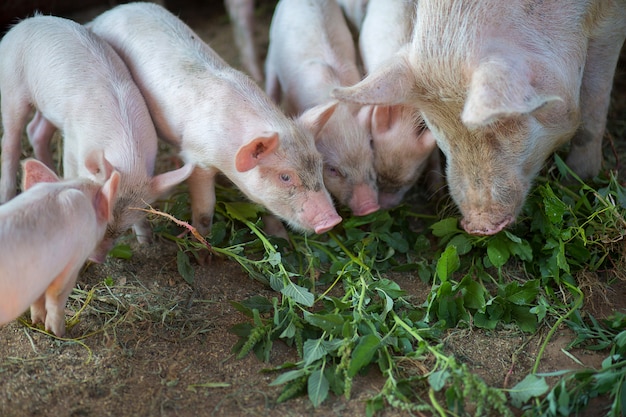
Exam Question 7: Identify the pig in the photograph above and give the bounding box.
[0,155,119,337]
[88,2,342,237]
[333,0,626,235]
[265,0,380,216]
[0,14,193,261]
[357,0,437,208]
[224,0,263,83]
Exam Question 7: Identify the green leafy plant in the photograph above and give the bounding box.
[152,155,625,415]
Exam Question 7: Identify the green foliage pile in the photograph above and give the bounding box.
[156,156,626,416]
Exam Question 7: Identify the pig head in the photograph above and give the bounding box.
[334,0,626,235]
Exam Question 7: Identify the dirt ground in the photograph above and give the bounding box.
[1,1,625,416]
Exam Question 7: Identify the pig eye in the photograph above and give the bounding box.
[279,173,292,183]
[328,167,340,177]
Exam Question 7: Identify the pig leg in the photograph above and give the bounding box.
[41,261,83,337]
[30,294,46,326]
[0,100,31,202]
[187,166,219,237]
[26,111,58,170]
[225,0,263,83]
[566,15,626,178]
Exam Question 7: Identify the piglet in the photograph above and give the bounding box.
[0,155,119,337]
[0,14,193,261]
[334,0,626,235]
[88,2,341,237]
[265,0,380,216]
[357,0,437,208]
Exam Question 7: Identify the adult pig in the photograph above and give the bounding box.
[0,15,193,260]
[334,0,626,235]
[265,0,380,216]
[88,2,341,236]
[358,0,437,208]
[0,155,119,337]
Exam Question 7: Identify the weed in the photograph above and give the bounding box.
[144,155,626,415]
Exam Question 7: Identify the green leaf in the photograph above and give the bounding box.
[176,251,195,285]
[509,374,550,408]
[269,369,306,386]
[436,245,460,282]
[348,334,381,377]
[370,279,405,299]
[429,370,450,392]
[541,185,568,224]
[303,338,328,366]
[222,201,262,222]
[503,281,539,305]
[281,282,314,307]
[267,251,282,266]
[380,232,409,253]
[448,234,473,256]
[460,277,486,310]
[431,218,461,238]
[239,296,273,314]
[303,312,345,335]
[109,243,133,259]
[308,368,329,407]
[487,239,510,268]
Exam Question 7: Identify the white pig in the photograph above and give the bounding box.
[0,155,119,337]
[88,2,342,237]
[265,0,380,216]
[357,0,437,208]
[334,0,626,235]
[0,15,193,261]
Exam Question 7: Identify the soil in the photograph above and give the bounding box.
[1,2,625,417]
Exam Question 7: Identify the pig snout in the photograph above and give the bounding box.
[449,167,527,236]
[378,190,407,210]
[298,191,342,234]
[349,183,380,216]
[460,212,513,236]
[312,210,342,234]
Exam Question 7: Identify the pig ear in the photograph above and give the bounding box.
[331,51,415,105]
[298,101,338,138]
[84,149,114,181]
[371,105,394,135]
[235,133,280,172]
[150,163,194,197]
[461,59,563,128]
[95,170,120,223]
[21,159,60,190]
